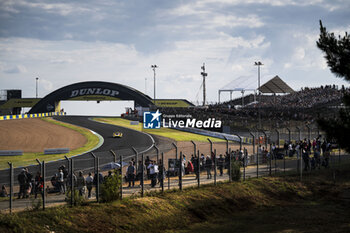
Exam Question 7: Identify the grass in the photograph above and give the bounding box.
[1,162,350,232]
[94,117,225,142]
[0,117,100,169]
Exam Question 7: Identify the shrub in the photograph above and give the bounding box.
[230,161,242,181]
[65,189,86,206]
[100,169,122,202]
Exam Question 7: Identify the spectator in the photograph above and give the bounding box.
[86,172,94,198]
[147,161,158,188]
[17,169,27,199]
[0,185,8,197]
[76,171,86,196]
[58,169,65,194]
[218,154,225,176]
[205,155,212,179]
[126,161,136,187]
[34,171,44,199]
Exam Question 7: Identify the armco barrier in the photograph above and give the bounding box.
[0,150,23,156]
[44,148,70,155]
[0,112,66,121]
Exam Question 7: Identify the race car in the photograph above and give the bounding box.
[112,132,123,138]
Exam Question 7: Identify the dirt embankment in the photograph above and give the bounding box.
[0,118,86,153]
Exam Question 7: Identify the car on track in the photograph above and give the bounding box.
[112,132,123,138]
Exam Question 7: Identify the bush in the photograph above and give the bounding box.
[230,161,242,181]
[100,169,122,202]
[65,189,86,206]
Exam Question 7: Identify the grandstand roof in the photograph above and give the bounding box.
[219,76,257,92]
[258,75,294,94]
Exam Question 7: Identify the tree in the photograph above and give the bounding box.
[316,20,350,152]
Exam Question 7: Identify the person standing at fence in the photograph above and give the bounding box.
[76,171,86,196]
[205,155,212,179]
[127,161,136,187]
[58,169,65,194]
[34,171,44,199]
[17,169,27,199]
[218,154,224,176]
[148,161,155,187]
[25,168,33,197]
[85,172,93,198]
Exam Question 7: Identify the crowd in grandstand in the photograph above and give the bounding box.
[159,85,349,130]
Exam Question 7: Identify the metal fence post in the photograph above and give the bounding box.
[154,145,159,163]
[229,150,232,182]
[306,125,311,141]
[286,128,291,143]
[161,152,164,193]
[296,127,301,172]
[275,129,280,148]
[7,162,13,213]
[269,144,272,176]
[64,156,70,173]
[179,152,183,191]
[42,161,46,210]
[243,148,246,181]
[257,145,259,178]
[224,136,229,155]
[120,155,123,200]
[110,150,117,163]
[96,157,99,203]
[172,143,178,160]
[207,138,213,156]
[191,140,196,160]
[249,132,255,155]
[197,149,200,188]
[141,153,144,196]
[132,147,138,173]
[36,159,42,174]
[70,158,74,207]
[214,149,217,185]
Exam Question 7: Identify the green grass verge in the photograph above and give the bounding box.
[94,117,225,142]
[0,117,100,169]
[1,162,349,232]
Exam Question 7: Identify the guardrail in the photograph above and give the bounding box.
[0,112,66,121]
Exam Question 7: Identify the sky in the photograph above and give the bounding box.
[0,0,350,114]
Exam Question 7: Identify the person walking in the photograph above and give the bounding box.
[85,172,94,198]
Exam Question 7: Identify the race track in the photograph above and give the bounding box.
[0,116,155,186]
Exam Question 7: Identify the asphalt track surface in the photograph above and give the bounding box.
[0,116,155,186]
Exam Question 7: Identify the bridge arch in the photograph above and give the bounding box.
[29,81,154,113]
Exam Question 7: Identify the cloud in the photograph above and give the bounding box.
[1,64,27,74]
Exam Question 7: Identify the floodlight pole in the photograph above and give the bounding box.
[151,65,158,106]
[36,77,39,98]
[254,61,263,129]
[201,63,208,106]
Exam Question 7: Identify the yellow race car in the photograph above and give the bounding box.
[112,132,123,138]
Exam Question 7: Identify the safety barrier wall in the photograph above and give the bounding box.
[0,112,66,121]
